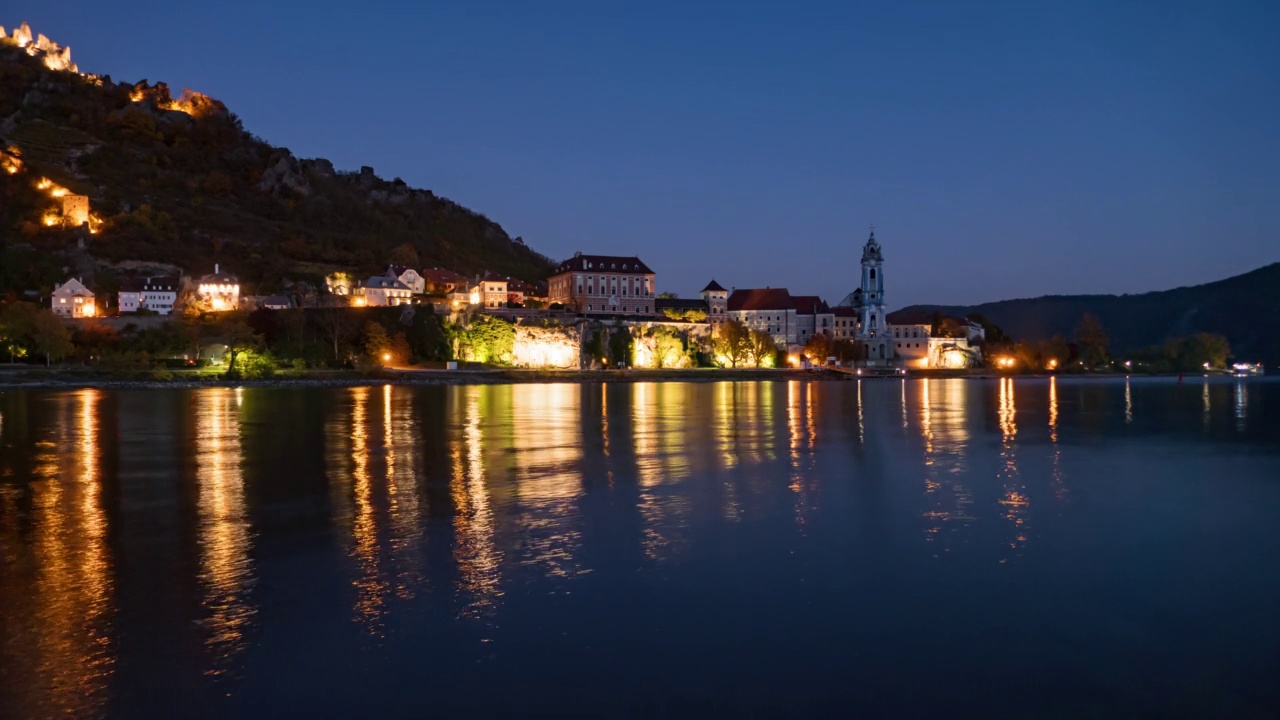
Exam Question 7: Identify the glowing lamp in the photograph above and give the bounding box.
[382,353,391,362]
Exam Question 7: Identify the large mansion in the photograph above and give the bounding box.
[548,253,656,315]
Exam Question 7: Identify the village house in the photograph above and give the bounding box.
[118,276,179,315]
[198,264,240,311]
[51,277,95,318]
[422,267,466,296]
[362,275,413,306]
[470,272,509,309]
[548,253,656,316]
[386,265,425,294]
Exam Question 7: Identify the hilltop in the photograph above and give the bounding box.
[0,22,553,296]
[900,262,1280,366]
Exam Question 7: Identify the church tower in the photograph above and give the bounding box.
[856,229,894,364]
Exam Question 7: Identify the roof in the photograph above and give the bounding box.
[262,294,292,307]
[656,298,709,312]
[727,288,794,312]
[364,276,411,290]
[480,270,508,283]
[836,288,863,308]
[861,230,884,263]
[886,310,935,326]
[701,279,726,293]
[552,253,653,275]
[120,276,179,292]
[790,295,830,314]
[200,271,238,284]
[387,265,418,278]
[422,267,465,284]
[832,306,859,318]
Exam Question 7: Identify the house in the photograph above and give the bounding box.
[727,288,834,350]
[261,294,293,310]
[386,265,425,294]
[363,276,413,306]
[548,253,656,315]
[198,264,240,311]
[118,276,179,315]
[422,267,466,295]
[470,271,510,309]
[886,309,983,369]
[51,277,95,318]
[325,272,357,296]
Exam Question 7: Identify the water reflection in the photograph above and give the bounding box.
[919,380,974,548]
[511,384,587,576]
[996,378,1028,559]
[1125,377,1133,425]
[451,386,502,616]
[195,387,255,673]
[11,390,115,716]
[1049,377,1066,501]
[1234,382,1248,432]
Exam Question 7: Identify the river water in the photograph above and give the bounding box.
[0,377,1277,717]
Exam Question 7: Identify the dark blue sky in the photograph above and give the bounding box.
[18,1,1279,306]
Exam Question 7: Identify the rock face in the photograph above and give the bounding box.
[257,154,312,195]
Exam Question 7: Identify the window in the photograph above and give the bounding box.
[870,269,876,280]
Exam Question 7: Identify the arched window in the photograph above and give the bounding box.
[870,269,876,280]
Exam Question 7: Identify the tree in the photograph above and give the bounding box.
[218,317,262,374]
[388,242,420,268]
[0,302,39,362]
[657,292,677,299]
[363,321,393,364]
[804,333,835,363]
[746,328,778,368]
[651,327,686,368]
[31,310,73,366]
[72,321,120,362]
[318,303,353,361]
[1075,313,1109,369]
[608,323,633,367]
[968,313,1008,345]
[713,319,750,368]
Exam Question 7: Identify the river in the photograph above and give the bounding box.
[0,377,1277,717]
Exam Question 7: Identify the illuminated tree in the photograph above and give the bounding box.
[746,328,778,368]
[804,333,835,363]
[713,319,750,368]
[363,321,393,364]
[218,316,262,375]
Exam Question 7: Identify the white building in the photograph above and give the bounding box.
[727,288,834,350]
[198,264,240,311]
[887,310,983,369]
[51,277,95,318]
[118,276,179,315]
[363,276,413,306]
[386,265,425,294]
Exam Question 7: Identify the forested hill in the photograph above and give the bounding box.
[0,27,553,296]
[899,262,1280,366]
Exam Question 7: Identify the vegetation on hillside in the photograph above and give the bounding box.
[901,263,1280,367]
[0,42,553,299]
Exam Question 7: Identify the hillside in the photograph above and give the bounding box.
[900,263,1280,366]
[0,23,553,297]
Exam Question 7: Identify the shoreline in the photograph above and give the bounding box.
[0,366,1252,391]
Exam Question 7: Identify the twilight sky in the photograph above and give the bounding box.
[17,1,1280,307]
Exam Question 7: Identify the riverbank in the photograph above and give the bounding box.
[0,365,1245,390]
[0,365,839,390]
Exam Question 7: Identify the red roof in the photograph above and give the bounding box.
[553,254,653,275]
[422,267,465,284]
[727,288,794,311]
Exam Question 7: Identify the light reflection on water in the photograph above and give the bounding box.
[0,377,1278,716]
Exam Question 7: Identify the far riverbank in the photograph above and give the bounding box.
[0,365,1245,391]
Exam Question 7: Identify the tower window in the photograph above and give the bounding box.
[870,269,876,280]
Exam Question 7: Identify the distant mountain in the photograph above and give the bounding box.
[0,22,553,296]
[899,263,1280,366]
